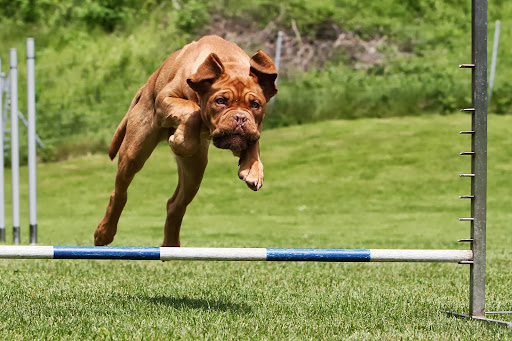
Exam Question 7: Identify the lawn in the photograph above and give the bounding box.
[1,114,512,339]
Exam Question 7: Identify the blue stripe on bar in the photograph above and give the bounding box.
[53,246,160,260]
[266,248,371,262]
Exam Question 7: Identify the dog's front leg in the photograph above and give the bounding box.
[155,94,203,157]
[237,141,264,191]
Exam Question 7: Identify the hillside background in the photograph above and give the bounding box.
[0,0,510,161]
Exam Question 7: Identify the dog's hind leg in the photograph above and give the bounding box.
[162,139,209,247]
[94,113,162,246]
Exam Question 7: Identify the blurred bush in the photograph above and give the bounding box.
[0,0,510,162]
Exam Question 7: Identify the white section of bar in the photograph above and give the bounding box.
[370,249,473,262]
[160,247,267,261]
[0,246,53,258]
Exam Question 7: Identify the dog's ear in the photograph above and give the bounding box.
[187,53,224,94]
[250,50,278,102]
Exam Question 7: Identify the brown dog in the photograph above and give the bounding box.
[94,35,278,247]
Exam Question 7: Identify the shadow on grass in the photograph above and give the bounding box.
[144,295,252,313]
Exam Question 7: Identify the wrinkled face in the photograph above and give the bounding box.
[201,71,266,151]
[187,51,277,152]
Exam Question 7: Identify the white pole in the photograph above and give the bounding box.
[269,31,284,106]
[488,20,500,104]
[274,31,283,76]
[26,38,37,245]
[9,49,20,245]
[0,58,4,243]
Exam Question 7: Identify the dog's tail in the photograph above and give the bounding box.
[108,88,144,160]
[108,114,128,160]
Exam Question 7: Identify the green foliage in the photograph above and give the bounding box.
[78,0,138,32]
[490,81,512,114]
[0,0,42,23]
[0,0,511,160]
[0,0,158,31]
[266,60,468,127]
[176,0,212,33]
[215,0,471,41]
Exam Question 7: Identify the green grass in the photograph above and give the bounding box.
[1,114,512,339]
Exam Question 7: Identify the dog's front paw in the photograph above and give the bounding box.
[239,159,264,191]
[169,114,202,157]
[169,133,200,157]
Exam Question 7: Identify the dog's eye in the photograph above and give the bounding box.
[250,101,261,109]
[215,98,227,105]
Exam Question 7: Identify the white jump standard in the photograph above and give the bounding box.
[0,246,473,262]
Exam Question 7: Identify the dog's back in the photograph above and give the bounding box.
[153,36,250,98]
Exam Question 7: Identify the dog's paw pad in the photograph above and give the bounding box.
[246,179,262,191]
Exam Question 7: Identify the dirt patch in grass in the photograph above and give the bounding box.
[202,15,388,77]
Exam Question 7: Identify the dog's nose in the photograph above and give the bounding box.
[233,113,248,124]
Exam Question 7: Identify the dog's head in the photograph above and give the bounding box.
[187,51,278,151]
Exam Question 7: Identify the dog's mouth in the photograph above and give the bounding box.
[212,133,251,151]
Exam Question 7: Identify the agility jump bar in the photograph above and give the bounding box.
[0,246,472,262]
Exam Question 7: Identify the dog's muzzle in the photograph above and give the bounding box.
[211,112,257,151]
[213,134,249,151]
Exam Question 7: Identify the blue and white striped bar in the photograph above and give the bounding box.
[0,246,472,262]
